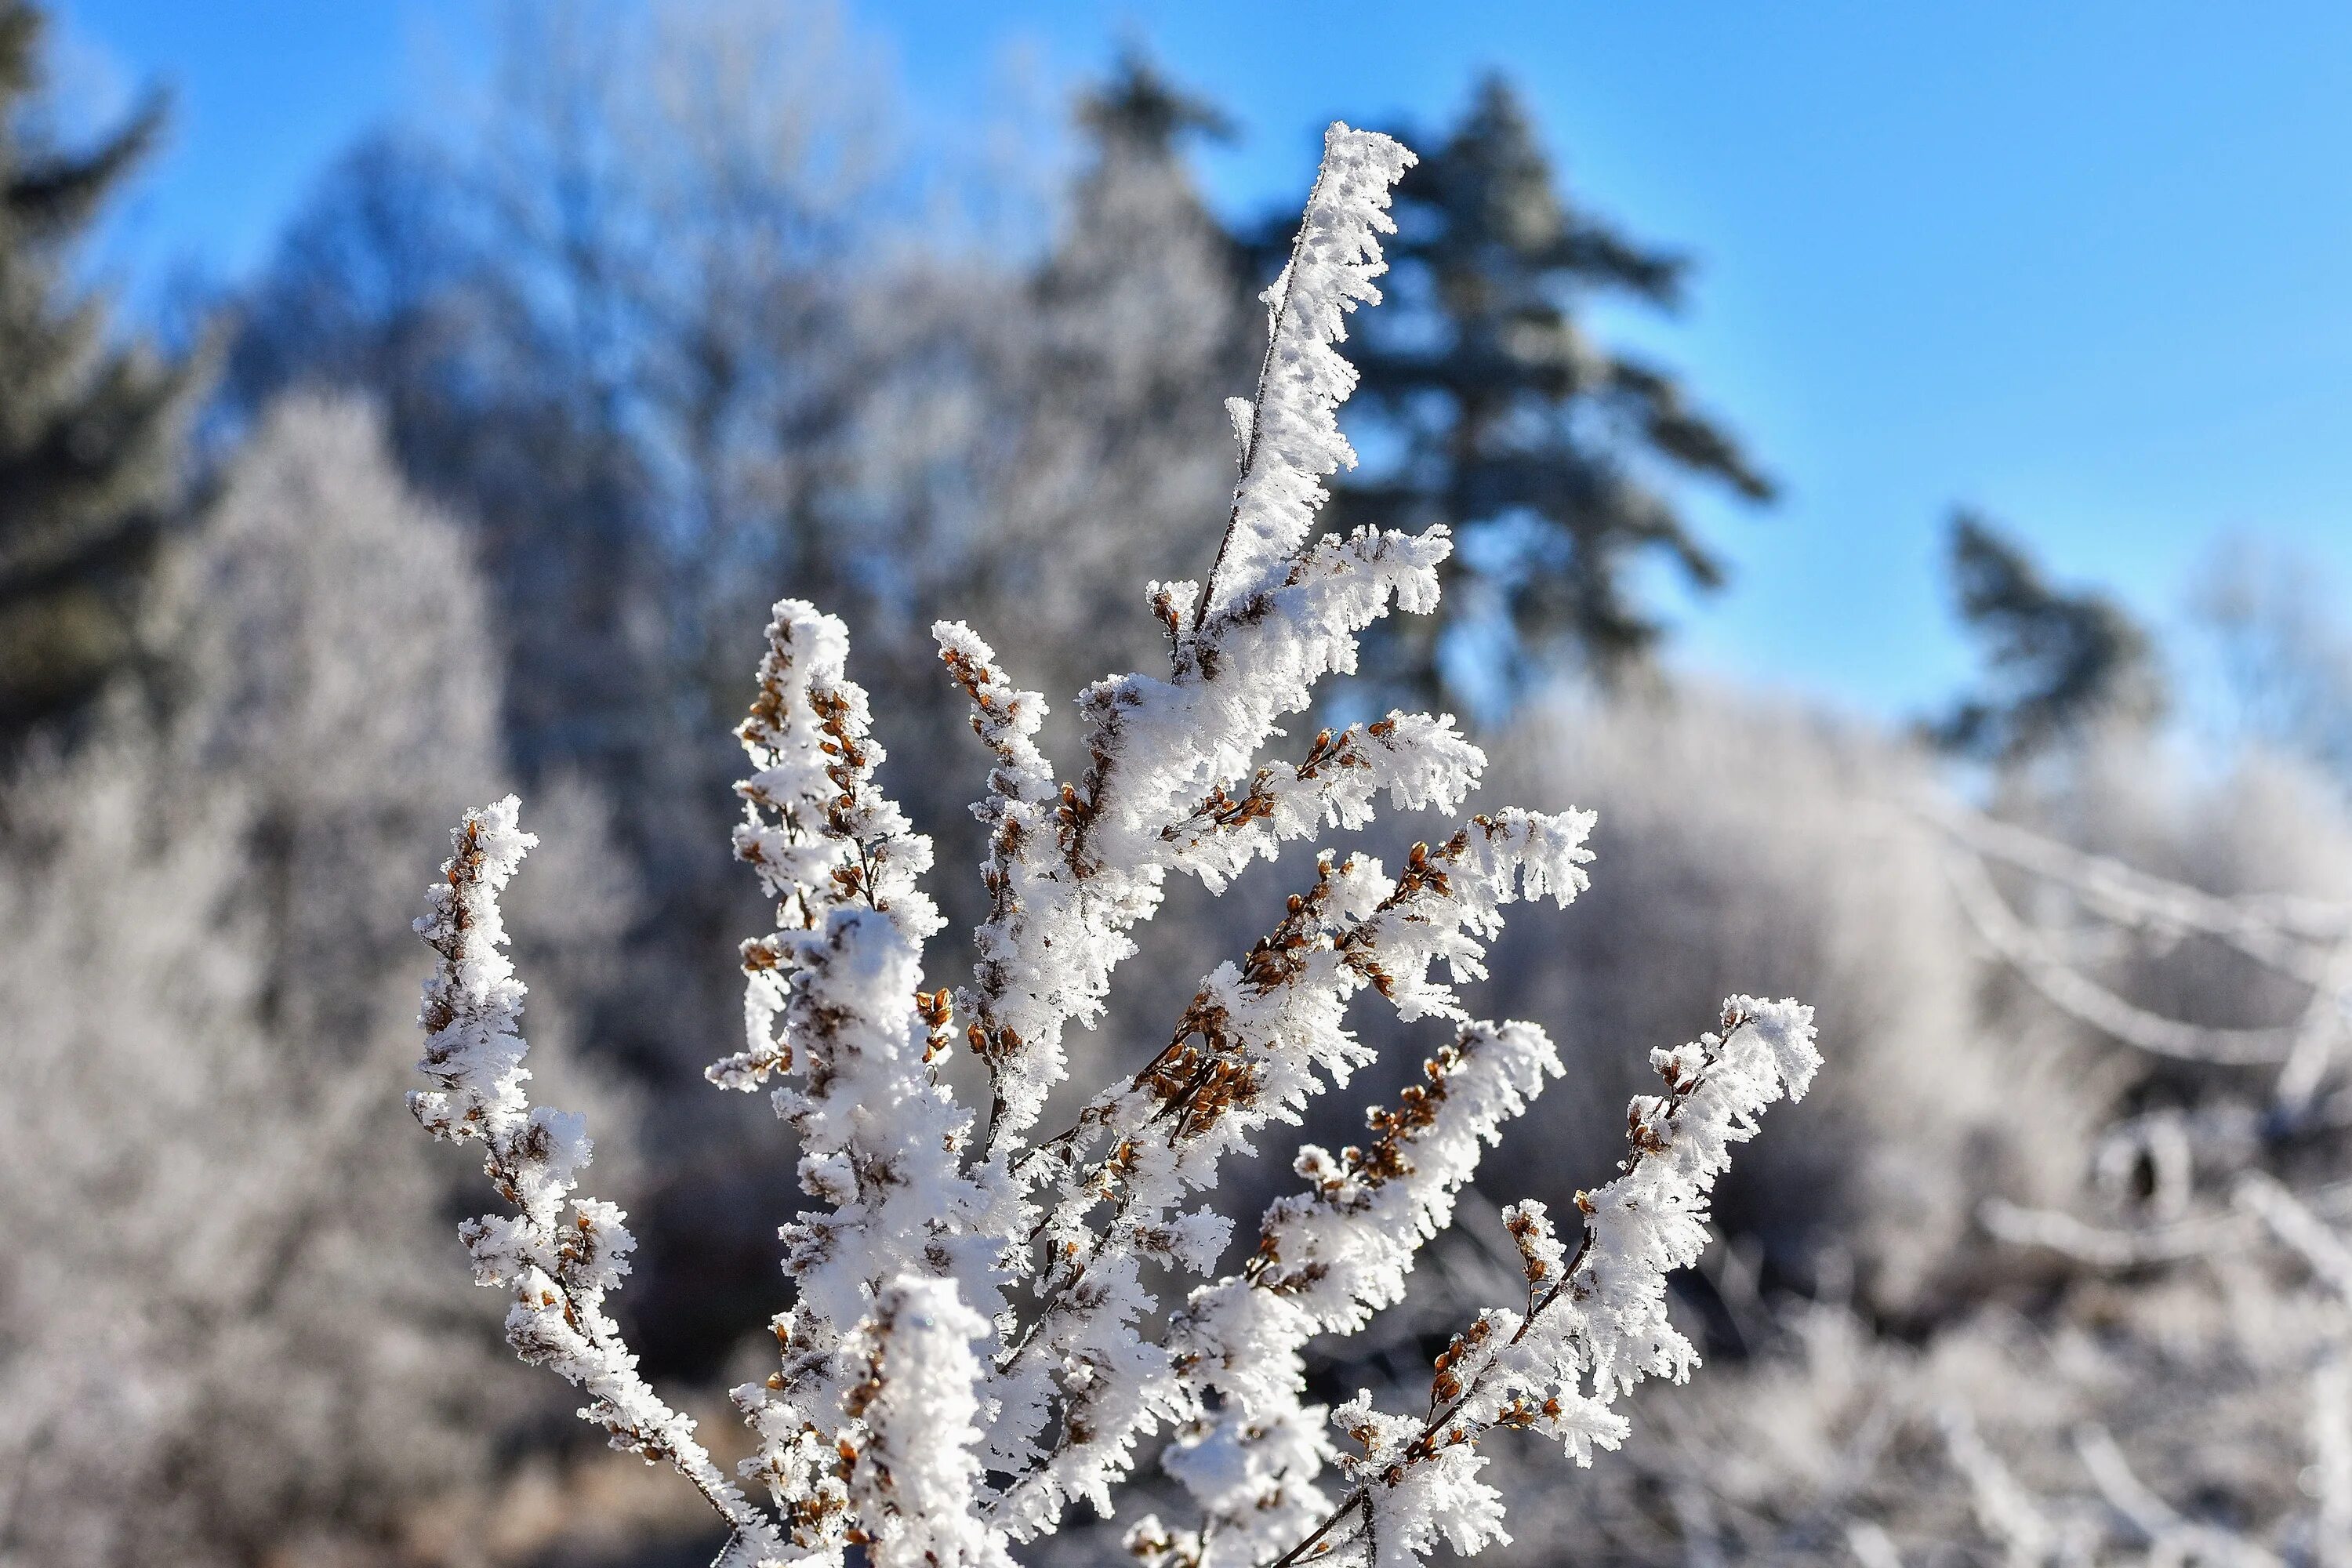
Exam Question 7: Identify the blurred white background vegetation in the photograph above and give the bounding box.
[5,2,2352,1566]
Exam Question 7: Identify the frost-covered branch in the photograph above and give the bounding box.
[1926,800,2352,978]
[2075,1423,2285,1568]
[2240,1173,2352,1301]
[710,604,1004,1563]
[1935,802,2352,1098]
[931,126,1444,1166]
[411,800,783,1564]
[978,811,1595,1536]
[1938,1406,2086,1568]
[2316,1338,2352,1568]
[1943,840,2300,1065]
[1978,1198,2259,1270]
[1194,124,1416,629]
[411,120,1820,1568]
[1939,1396,2289,1568]
[1222,1000,1820,1568]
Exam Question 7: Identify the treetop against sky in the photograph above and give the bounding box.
[56,0,2352,717]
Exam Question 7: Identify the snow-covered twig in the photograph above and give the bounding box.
[2074,1425,2281,1568]
[2240,1174,2352,1302]
[1230,999,1820,1568]
[1194,124,1416,629]
[1924,800,2352,975]
[712,604,1007,1563]
[2273,937,2352,1117]
[1939,1406,2091,1568]
[1942,844,2297,1065]
[2315,1337,2352,1568]
[1979,1198,2259,1270]
[411,800,784,1565]
[1933,803,2352,1106]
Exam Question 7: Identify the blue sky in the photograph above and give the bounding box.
[53,0,2352,720]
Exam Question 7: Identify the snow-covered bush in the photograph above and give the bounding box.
[1908,776,2352,1568]
[1475,688,2099,1319]
[409,126,1820,1568]
[0,395,571,1566]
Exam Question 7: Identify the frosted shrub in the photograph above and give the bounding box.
[1828,775,2352,1568]
[409,126,1818,1568]
[1479,689,2100,1319]
[0,397,525,1567]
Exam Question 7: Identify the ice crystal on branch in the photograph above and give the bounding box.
[411,122,1818,1568]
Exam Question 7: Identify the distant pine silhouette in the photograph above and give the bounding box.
[1304,75,1772,705]
[1929,510,2165,763]
[0,0,196,739]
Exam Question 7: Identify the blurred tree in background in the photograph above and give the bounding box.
[0,396,550,1568]
[229,3,883,1087]
[1929,510,2165,764]
[969,53,1245,705]
[224,12,1250,1381]
[2194,535,2352,786]
[0,0,198,742]
[1313,75,1773,710]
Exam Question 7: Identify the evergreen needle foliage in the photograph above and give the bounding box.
[0,0,198,740]
[1320,77,1773,705]
[1929,511,2165,764]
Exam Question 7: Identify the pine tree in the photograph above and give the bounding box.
[0,0,194,738]
[1929,510,2165,764]
[1315,75,1772,706]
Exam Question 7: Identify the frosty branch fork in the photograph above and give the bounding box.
[409,122,1819,1568]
